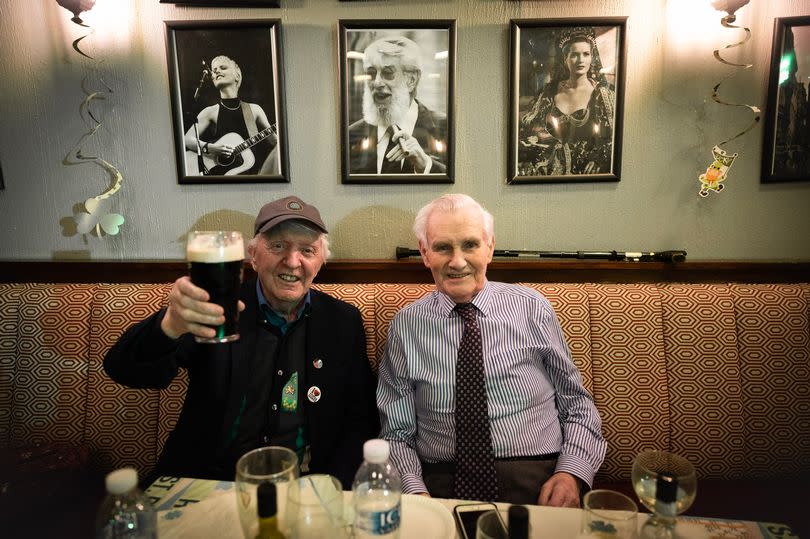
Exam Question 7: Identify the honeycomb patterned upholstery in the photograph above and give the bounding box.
[1,282,808,486]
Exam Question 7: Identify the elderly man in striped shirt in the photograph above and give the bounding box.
[377,193,606,506]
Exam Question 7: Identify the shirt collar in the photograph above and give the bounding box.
[432,280,492,317]
[256,279,311,331]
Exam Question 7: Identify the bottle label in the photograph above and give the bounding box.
[357,503,400,535]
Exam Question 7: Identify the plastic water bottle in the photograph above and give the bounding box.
[95,468,157,539]
[352,439,402,538]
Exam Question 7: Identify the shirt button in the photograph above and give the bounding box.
[272,404,278,411]
[277,370,283,376]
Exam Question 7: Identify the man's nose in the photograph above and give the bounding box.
[448,249,466,269]
[282,249,302,267]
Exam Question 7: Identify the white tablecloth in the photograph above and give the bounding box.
[145,477,797,539]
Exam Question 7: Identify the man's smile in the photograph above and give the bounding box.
[373,91,391,104]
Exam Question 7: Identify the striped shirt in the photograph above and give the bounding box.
[376,281,606,495]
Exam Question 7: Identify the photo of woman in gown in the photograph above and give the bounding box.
[518,27,616,177]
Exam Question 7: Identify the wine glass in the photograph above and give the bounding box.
[631,450,697,539]
[235,446,299,539]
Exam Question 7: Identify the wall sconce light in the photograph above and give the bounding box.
[56,0,97,25]
[710,0,750,20]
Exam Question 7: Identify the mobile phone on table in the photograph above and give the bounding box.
[453,502,506,539]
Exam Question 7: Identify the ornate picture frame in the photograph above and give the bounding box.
[762,15,810,183]
[338,20,455,184]
[508,18,627,184]
[165,19,289,184]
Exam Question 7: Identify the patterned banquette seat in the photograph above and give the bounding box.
[1,282,808,527]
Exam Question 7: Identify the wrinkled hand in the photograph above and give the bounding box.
[537,472,580,508]
[160,276,245,340]
[388,128,430,173]
[56,0,96,16]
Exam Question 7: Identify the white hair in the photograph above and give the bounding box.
[363,36,423,73]
[248,220,331,261]
[413,194,494,247]
[211,55,242,91]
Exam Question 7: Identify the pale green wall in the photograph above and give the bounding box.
[0,0,808,261]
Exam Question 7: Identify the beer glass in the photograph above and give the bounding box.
[235,446,299,539]
[186,230,244,343]
[286,474,346,538]
[581,489,638,538]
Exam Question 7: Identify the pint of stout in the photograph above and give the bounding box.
[187,230,245,343]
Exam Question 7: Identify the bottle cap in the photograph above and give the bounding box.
[105,468,138,495]
[508,505,529,538]
[257,482,277,518]
[363,439,390,464]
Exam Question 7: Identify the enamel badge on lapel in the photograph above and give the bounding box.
[281,372,298,412]
[313,358,323,369]
[307,386,321,403]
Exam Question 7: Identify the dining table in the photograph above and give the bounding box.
[145,476,799,539]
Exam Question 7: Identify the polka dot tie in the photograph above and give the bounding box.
[453,303,498,501]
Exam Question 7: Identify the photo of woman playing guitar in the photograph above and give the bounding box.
[184,54,279,176]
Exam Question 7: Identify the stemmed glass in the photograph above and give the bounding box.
[235,446,299,539]
[631,450,697,539]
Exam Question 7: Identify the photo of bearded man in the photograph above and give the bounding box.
[340,23,454,183]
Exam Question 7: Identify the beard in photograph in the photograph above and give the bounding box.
[362,81,411,128]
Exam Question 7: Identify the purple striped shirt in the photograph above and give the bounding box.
[376,281,606,494]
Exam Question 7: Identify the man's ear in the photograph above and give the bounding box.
[418,241,430,268]
[247,242,257,271]
[486,236,495,263]
[405,70,421,94]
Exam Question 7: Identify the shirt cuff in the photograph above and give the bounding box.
[400,473,429,495]
[555,453,596,488]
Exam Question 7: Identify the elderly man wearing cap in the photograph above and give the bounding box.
[104,196,379,487]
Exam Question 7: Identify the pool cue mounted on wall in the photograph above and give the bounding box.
[395,247,687,263]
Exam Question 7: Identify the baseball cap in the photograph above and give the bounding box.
[254,196,328,236]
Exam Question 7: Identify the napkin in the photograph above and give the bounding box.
[157,484,241,539]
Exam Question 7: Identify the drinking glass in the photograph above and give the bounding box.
[186,230,244,343]
[581,489,638,538]
[235,446,299,539]
[286,474,346,539]
[476,510,507,539]
[631,450,697,539]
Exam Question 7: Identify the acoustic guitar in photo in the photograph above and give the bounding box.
[186,124,277,176]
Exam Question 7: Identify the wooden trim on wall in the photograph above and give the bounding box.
[0,260,808,284]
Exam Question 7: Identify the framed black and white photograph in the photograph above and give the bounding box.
[338,20,455,184]
[165,19,288,184]
[762,16,810,183]
[508,18,626,184]
[160,0,280,7]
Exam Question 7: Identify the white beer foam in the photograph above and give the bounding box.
[187,233,245,263]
